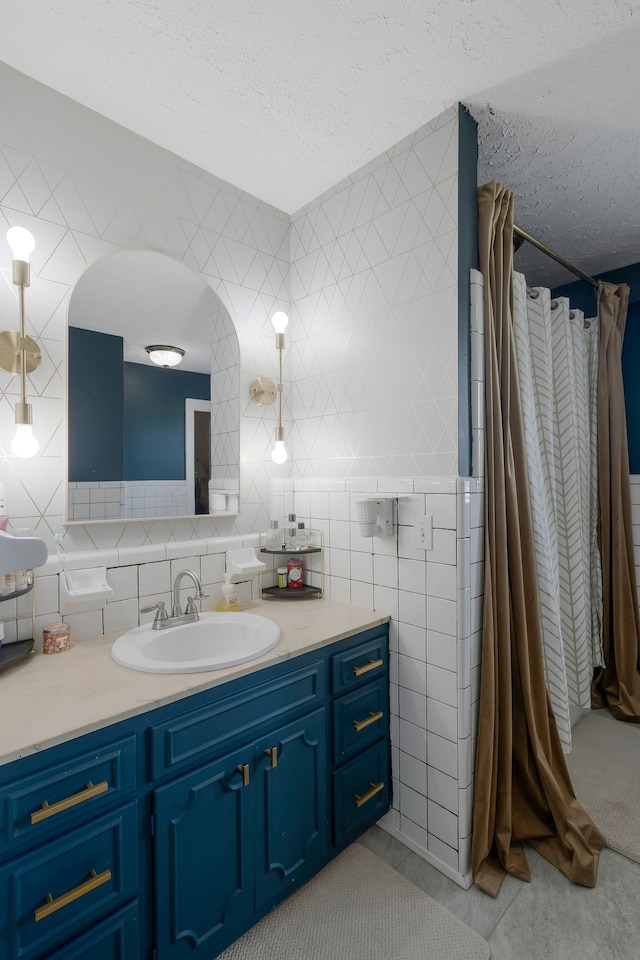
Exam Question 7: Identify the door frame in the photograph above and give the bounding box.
[185,398,211,515]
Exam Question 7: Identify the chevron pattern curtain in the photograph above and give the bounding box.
[512,276,602,752]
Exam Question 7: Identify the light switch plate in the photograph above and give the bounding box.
[412,515,433,551]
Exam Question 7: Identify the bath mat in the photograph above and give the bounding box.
[567,712,640,864]
[217,843,490,960]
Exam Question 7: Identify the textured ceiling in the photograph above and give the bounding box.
[467,25,640,286]
[0,1,638,284]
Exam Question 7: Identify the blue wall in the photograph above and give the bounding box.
[69,327,210,481]
[553,262,640,472]
[124,363,210,480]
[68,327,124,482]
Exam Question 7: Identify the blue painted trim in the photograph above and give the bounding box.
[457,104,478,477]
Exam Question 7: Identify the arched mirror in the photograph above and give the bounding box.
[65,251,240,523]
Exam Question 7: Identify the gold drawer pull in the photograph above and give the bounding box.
[35,868,111,922]
[353,710,384,733]
[354,781,385,808]
[236,763,250,786]
[352,658,383,677]
[30,780,109,825]
[264,747,278,769]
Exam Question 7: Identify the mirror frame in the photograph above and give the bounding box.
[63,250,241,525]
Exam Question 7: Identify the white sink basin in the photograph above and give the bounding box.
[111,612,280,674]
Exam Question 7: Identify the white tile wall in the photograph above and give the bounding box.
[274,472,485,886]
[288,109,460,480]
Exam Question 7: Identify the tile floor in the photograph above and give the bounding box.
[359,825,640,959]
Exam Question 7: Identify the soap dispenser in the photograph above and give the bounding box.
[215,575,242,612]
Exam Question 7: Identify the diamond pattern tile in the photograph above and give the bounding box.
[0,61,461,550]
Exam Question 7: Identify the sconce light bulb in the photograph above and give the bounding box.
[271,440,288,464]
[11,423,39,458]
[7,226,35,263]
[272,311,289,334]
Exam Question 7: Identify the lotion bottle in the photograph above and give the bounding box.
[214,575,242,612]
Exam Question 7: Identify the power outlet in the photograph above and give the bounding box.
[412,514,433,551]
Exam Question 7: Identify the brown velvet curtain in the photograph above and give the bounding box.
[471,180,605,898]
[592,282,640,720]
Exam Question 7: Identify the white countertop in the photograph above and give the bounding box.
[0,599,389,767]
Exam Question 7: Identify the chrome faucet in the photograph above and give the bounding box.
[140,569,209,630]
[172,569,207,618]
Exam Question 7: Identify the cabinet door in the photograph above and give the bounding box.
[254,708,327,910]
[153,745,254,960]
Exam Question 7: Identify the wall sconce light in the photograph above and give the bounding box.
[249,310,289,464]
[0,227,41,457]
[145,345,185,368]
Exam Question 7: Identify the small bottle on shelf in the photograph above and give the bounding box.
[277,566,288,589]
[287,557,304,589]
[296,522,311,550]
[284,514,298,551]
[264,520,283,551]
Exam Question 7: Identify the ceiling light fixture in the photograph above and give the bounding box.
[145,345,185,368]
[0,227,41,458]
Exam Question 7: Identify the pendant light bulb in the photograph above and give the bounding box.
[7,227,35,263]
[272,311,289,334]
[272,440,288,464]
[11,423,39,458]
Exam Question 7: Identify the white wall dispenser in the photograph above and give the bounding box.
[0,528,48,576]
[353,498,395,538]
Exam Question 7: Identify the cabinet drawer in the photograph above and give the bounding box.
[150,660,324,779]
[0,801,139,960]
[332,740,390,846]
[332,678,388,763]
[330,634,387,694]
[0,735,137,857]
[44,901,139,960]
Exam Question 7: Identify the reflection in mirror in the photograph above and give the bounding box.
[66,251,240,523]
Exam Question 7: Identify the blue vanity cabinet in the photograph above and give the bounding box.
[0,620,390,960]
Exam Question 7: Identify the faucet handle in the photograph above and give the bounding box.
[140,600,169,625]
[185,593,209,615]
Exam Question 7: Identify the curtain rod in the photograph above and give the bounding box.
[513,224,599,290]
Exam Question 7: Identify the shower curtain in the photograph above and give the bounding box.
[472,180,604,898]
[512,277,602,752]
